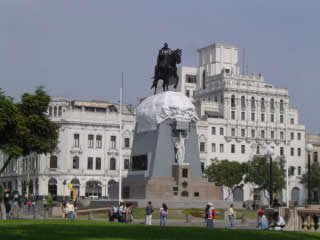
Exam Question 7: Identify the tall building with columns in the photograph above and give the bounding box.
[170,43,306,204]
[0,97,136,200]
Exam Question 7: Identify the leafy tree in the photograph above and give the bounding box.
[243,155,286,200]
[0,87,59,219]
[300,162,320,190]
[204,159,246,200]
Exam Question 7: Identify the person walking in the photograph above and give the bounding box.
[66,200,74,219]
[160,203,168,226]
[118,200,126,223]
[145,201,154,225]
[256,210,268,230]
[227,204,235,228]
[206,203,215,228]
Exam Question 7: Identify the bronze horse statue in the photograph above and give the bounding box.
[151,48,182,94]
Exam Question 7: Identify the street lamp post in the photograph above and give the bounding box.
[267,147,274,208]
[306,144,313,205]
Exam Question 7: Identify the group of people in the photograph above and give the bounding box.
[61,199,77,219]
[145,201,168,226]
[256,210,286,231]
[109,200,134,223]
[205,203,235,228]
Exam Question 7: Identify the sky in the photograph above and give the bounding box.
[1,0,320,133]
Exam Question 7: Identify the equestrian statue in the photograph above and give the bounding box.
[151,42,182,94]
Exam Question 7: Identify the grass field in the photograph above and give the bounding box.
[0,220,320,240]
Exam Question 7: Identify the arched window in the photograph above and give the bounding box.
[110,158,116,170]
[231,95,236,108]
[53,106,57,117]
[73,156,79,169]
[124,159,130,170]
[202,70,206,89]
[280,100,284,113]
[50,156,57,169]
[251,97,255,110]
[270,99,275,112]
[261,98,265,112]
[58,106,62,116]
[48,178,57,200]
[49,106,52,117]
[241,96,246,109]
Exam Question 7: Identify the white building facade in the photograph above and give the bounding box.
[0,98,136,200]
[171,43,306,204]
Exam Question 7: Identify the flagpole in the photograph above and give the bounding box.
[119,73,123,203]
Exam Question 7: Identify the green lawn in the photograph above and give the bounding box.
[0,220,319,240]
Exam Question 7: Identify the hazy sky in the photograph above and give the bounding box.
[1,0,320,133]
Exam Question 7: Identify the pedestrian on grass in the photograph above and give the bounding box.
[126,203,134,223]
[145,201,154,225]
[206,203,215,228]
[227,204,235,228]
[256,210,268,230]
[118,200,126,222]
[269,212,286,230]
[160,203,168,226]
[66,200,74,219]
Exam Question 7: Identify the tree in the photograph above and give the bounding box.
[204,159,246,200]
[243,155,286,201]
[301,162,320,191]
[0,87,59,219]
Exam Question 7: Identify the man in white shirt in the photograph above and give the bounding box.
[66,200,75,219]
[270,212,285,230]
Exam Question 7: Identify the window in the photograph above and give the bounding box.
[270,99,275,112]
[231,128,235,137]
[50,156,57,169]
[194,192,200,197]
[221,95,224,103]
[186,90,190,97]
[290,118,294,124]
[49,106,52,117]
[220,128,224,136]
[186,74,197,83]
[290,148,294,156]
[280,132,284,140]
[220,144,224,153]
[231,95,236,108]
[211,127,216,135]
[280,115,284,123]
[241,112,245,120]
[298,166,301,175]
[202,70,206,89]
[251,112,255,121]
[261,98,265,112]
[261,130,265,139]
[110,158,116,170]
[280,147,284,156]
[231,111,235,120]
[73,156,79,169]
[200,142,205,152]
[74,134,79,147]
[290,132,294,140]
[280,100,284,113]
[298,133,301,140]
[96,135,102,148]
[182,168,188,178]
[257,146,261,154]
[96,157,101,170]
[201,163,205,173]
[271,131,274,139]
[241,145,245,154]
[211,143,216,152]
[54,106,57,117]
[261,113,265,122]
[58,106,62,117]
[88,135,94,148]
[289,166,295,176]
[251,129,255,138]
[270,114,274,123]
[125,138,130,148]
[241,129,245,137]
[111,136,116,149]
[231,144,235,153]
[87,157,93,170]
[241,96,246,109]
[251,97,255,110]
[124,159,130,170]
[298,148,301,156]
[314,152,318,162]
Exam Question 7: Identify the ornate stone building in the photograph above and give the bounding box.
[0,98,136,200]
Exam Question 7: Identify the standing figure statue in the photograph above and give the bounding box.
[151,42,182,94]
[175,132,185,164]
